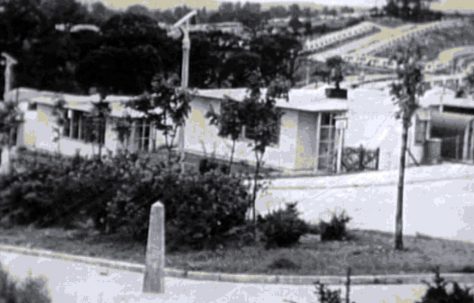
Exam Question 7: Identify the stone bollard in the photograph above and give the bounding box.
[143,202,165,293]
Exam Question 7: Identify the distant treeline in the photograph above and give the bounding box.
[0,0,311,96]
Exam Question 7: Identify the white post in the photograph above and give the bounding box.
[335,116,348,174]
[143,202,165,293]
[336,128,345,173]
[2,53,18,101]
[181,21,190,89]
[178,20,191,170]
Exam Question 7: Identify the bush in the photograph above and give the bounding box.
[259,203,308,248]
[0,152,136,230]
[0,263,51,303]
[314,281,344,303]
[319,211,351,241]
[108,168,250,250]
[198,158,229,175]
[1,150,251,250]
[418,268,474,303]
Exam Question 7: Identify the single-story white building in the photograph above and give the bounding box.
[10,86,351,173]
[7,84,458,174]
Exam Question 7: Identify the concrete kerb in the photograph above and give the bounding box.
[2,244,474,286]
[268,173,474,191]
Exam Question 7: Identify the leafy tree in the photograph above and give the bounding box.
[126,74,191,167]
[289,4,301,17]
[0,0,46,54]
[75,12,177,95]
[390,43,424,250]
[268,6,288,18]
[88,2,115,25]
[39,0,88,29]
[326,56,344,90]
[222,51,261,87]
[76,42,164,95]
[173,5,193,21]
[384,0,441,21]
[190,31,259,88]
[238,2,263,35]
[206,99,244,171]
[250,34,302,86]
[15,31,81,92]
[125,4,153,18]
[0,101,23,174]
[114,115,133,149]
[240,73,290,237]
[88,98,111,159]
[51,98,66,153]
[289,16,303,33]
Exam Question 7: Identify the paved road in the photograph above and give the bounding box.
[0,251,428,303]
[258,164,474,242]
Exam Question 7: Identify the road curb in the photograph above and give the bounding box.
[2,244,474,286]
[269,174,474,191]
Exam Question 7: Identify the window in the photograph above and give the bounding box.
[133,119,153,152]
[63,109,105,144]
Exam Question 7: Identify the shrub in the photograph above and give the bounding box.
[198,158,229,175]
[0,152,136,230]
[259,203,308,248]
[2,150,251,250]
[108,168,250,250]
[418,268,474,303]
[314,282,343,303]
[314,268,354,303]
[0,263,51,303]
[319,211,351,241]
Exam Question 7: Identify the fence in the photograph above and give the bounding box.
[341,145,380,172]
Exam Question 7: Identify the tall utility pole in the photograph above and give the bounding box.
[172,11,196,170]
[2,53,18,102]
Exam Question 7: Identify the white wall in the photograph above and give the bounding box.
[25,104,118,158]
[183,97,300,170]
[344,88,423,170]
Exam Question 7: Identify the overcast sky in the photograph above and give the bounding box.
[82,0,474,11]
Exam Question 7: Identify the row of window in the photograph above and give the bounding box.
[60,109,282,151]
[62,110,152,151]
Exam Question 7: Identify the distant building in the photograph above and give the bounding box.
[188,22,250,37]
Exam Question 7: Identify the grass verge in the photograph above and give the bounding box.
[1,226,474,276]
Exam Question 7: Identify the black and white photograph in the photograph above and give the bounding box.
[1,0,474,302]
